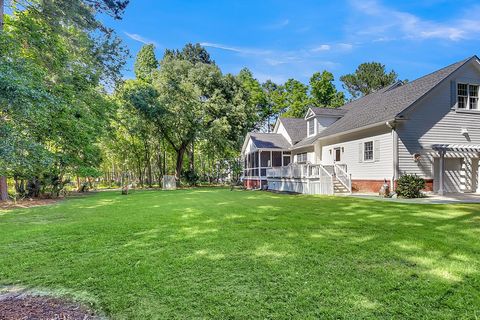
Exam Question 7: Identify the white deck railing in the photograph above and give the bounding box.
[334,163,352,193]
[266,164,335,195]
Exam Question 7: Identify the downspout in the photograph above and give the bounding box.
[386,121,398,191]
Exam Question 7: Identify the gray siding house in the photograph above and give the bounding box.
[241,56,480,195]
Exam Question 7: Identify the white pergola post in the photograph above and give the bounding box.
[258,151,261,178]
[438,150,445,196]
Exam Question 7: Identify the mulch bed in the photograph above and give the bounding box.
[0,198,63,211]
[0,192,95,211]
[0,289,100,320]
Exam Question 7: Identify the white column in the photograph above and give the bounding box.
[438,151,445,195]
[258,151,261,178]
[477,159,480,193]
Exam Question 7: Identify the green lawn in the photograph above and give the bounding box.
[0,189,479,319]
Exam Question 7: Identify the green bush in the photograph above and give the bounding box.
[396,174,426,198]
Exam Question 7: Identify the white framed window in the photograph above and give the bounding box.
[297,153,308,163]
[457,83,479,110]
[308,119,315,136]
[364,141,374,161]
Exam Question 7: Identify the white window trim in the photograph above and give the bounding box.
[457,82,479,110]
[297,152,308,163]
[363,141,374,162]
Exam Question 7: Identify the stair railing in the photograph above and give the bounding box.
[334,163,352,194]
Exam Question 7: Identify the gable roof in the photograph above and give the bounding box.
[249,133,291,149]
[278,118,307,144]
[317,56,475,139]
[309,107,348,117]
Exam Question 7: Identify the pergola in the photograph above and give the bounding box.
[432,144,480,195]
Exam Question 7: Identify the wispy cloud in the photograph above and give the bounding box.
[200,42,271,55]
[311,44,331,52]
[264,19,290,30]
[349,0,480,41]
[124,32,159,46]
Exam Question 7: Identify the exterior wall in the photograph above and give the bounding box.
[317,116,339,133]
[291,146,315,163]
[397,61,480,192]
[320,126,394,182]
[274,122,292,144]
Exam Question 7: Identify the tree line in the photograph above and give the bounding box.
[0,0,400,201]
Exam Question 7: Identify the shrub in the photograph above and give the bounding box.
[396,174,426,198]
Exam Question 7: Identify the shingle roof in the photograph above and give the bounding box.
[317,57,473,138]
[309,107,348,117]
[278,118,306,144]
[250,133,291,149]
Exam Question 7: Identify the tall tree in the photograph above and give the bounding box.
[0,0,7,201]
[310,71,345,108]
[164,43,214,65]
[148,54,254,182]
[134,44,158,82]
[340,62,398,98]
[282,79,310,118]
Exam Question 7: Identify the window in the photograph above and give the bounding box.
[308,119,315,136]
[297,153,308,163]
[457,83,479,110]
[364,141,373,161]
[469,85,479,109]
[334,148,341,162]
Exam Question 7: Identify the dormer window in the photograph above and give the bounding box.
[308,119,315,136]
[457,83,479,110]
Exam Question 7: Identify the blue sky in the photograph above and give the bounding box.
[106,0,480,90]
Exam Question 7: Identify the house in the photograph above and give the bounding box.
[241,56,480,195]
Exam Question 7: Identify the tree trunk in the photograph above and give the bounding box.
[0,176,8,202]
[175,146,188,185]
[0,0,4,31]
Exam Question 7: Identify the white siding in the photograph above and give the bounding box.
[274,122,292,144]
[320,127,393,180]
[317,116,339,133]
[397,61,480,179]
[292,146,315,163]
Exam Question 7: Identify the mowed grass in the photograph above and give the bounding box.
[0,189,479,319]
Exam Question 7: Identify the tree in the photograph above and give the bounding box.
[148,54,254,183]
[237,68,265,129]
[134,44,158,82]
[310,71,345,108]
[282,79,310,118]
[340,62,398,98]
[164,43,214,65]
[0,0,128,200]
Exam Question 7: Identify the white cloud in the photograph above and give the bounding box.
[311,44,331,52]
[200,42,271,56]
[348,0,480,41]
[124,32,158,46]
[265,19,290,30]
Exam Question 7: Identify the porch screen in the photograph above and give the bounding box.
[272,151,282,167]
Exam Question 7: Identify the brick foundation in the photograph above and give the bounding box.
[244,179,266,189]
[353,179,434,193]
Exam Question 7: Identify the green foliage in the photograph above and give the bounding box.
[340,62,398,98]
[0,0,127,197]
[396,174,426,198]
[164,43,214,65]
[134,44,158,82]
[282,79,310,118]
[309,71,345,108]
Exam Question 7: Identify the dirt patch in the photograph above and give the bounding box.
[0,198,63,210]
[0,288,102,319]
[0,192,95,211]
